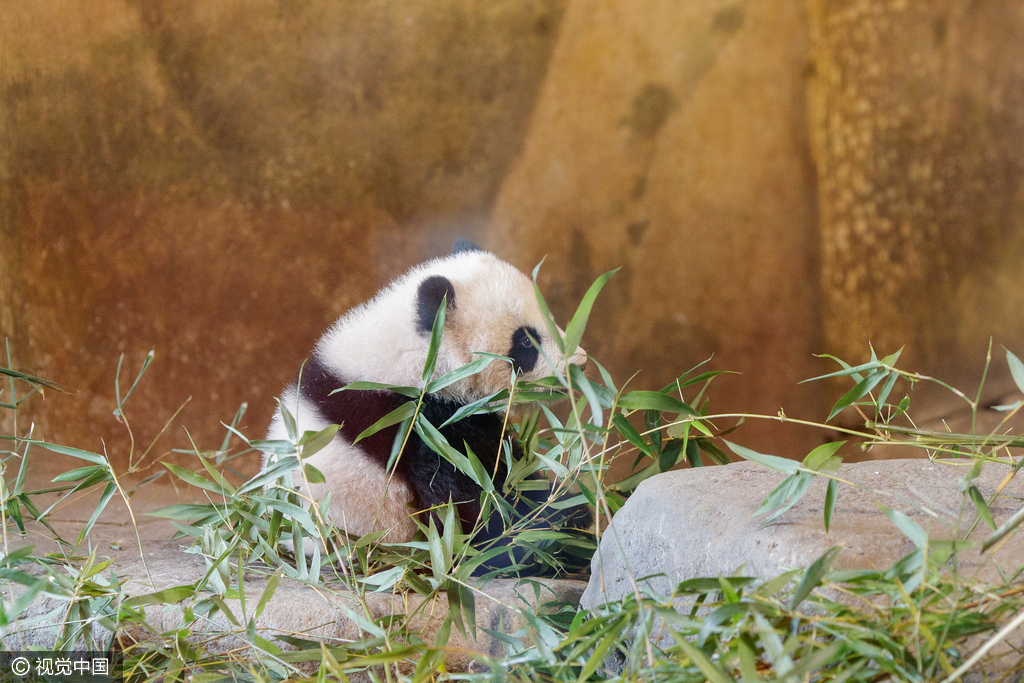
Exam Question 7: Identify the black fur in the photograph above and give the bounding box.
[415,275,456,334]
[508,326,540,375]
[297,357,407,465]
[452,239,482,254]
[295,356,591,572]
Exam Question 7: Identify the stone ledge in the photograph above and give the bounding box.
[5,538,586,675]
[3,485,587,675]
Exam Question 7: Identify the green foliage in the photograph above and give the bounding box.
[2,275,1024,682]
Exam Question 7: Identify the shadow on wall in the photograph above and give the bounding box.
[2,0,1023,481]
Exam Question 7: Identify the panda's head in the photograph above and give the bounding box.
[316,241,587,401]
[412,241,587,401]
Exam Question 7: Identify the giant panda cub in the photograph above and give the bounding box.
[263,240,591,571]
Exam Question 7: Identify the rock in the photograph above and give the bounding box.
[489,0,826,459]
[807,0,1024,381]
[4,539,586,676]
[584,458,1024,606]
[0,0,565,476]
[2,486,587,676]
[582,458,1024,682]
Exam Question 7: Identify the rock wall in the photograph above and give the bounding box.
[2,1,1023,479]
[0,0,565,473]
[490,0,825,454]
[808,0,1024,380]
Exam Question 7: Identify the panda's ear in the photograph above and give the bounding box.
[416,275,456,334]
[452,239,482,254]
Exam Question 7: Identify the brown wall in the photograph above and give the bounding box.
[2,1,1023,480]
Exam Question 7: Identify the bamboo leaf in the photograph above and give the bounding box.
[426,355,497,393]
[570,364,603,428]
[0,366,70,392]
[576,615,627,683]
[122,584,198,608]
[699,440,732,466]
[276,400,298,442]
[827,368,888,421]
[24,440,106,467]
[164,463,225,495]
[51,465,108,483]
[354,402,416,444]
[422,295,448,384]
[780,641,846,680]
[337,604,387,639]
[238,456,300,494]
[250,496,317,532]
[439,389,507,428]
[802,441,844,471]
[297,423,340,458]
[790,546,842,608]
[968,486,996,530]
[427,518,447,584]
[676,577,756,594]
[193,445,236,495]
[618,390,697,416]
[564,268,618,358]
[879,346,904,367]
[982,504,1024,553]
[684,437,701,468]
[113,349,154,418]
[303,464,325,484]
[13,439,31,496]
[248,438,295,457]
[802,356,881,383]
[415,414,478,486]
[531,259,565,354]
[218,401,248,457]
[761,472,814,525]
[673,632,737,683]
[333,381,420,398]
[756,474,801,517]
[592,357,617,394]
[441,502,456,569]
[824,479,838,532]
[76,481,117,547]
[147,503,226,521]
[880,505,928,549]
[1007,348,1024,396]
[610,413,651,456]
[658,439,683,471]
[515,529,572,543]
[678,369,734,389]
[876,370,900,412]
[725,440,799,475]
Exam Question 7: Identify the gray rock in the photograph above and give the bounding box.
[584,459,1024,606]
[582,458,1024,681]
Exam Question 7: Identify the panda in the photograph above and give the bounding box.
[262,240,591,572]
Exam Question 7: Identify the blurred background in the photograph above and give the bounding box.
[2,1,1024,482]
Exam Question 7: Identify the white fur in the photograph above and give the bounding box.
[266,387,418,541]
[316,250,585,398]
[263,248,586,543]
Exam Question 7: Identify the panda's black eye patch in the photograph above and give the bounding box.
[509,326,540,375]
